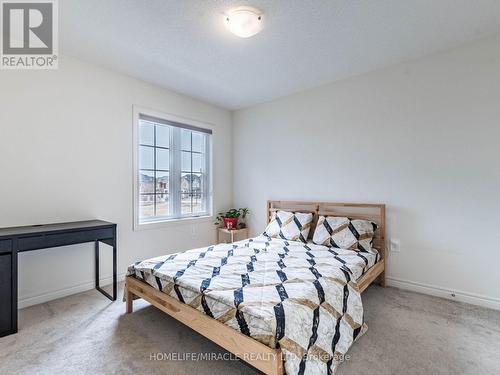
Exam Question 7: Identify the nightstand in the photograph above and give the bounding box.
[217,227,249,243]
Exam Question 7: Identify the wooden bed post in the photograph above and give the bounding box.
[275,353,284,375]
[379,204,386,287]
[267,200,272,224]
[125,281,133,313]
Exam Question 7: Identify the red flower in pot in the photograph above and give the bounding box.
[215,208,249,230]
[223,217,239,230]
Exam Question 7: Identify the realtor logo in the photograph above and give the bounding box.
[1,0,58,69]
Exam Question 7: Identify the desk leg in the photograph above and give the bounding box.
[11,239,18,335]
[94,240,100,290]
[95,239,115,301]
[112,230,117,301]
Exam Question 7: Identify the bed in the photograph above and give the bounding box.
[125,201,386,375]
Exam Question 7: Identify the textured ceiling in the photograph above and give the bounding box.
[60,0,500,110]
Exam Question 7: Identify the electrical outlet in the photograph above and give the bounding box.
[390,238,401,253]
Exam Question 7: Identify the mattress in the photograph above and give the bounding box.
[127,235,379,375]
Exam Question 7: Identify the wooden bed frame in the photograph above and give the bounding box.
[125,201,386,375]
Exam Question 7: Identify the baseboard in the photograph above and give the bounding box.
[18,273,126,309]
[386,276,500,311]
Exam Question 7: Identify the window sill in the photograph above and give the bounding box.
[134,215,214,231]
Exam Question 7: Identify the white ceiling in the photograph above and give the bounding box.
[61,0,500,110]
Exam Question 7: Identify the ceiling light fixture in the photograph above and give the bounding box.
[224,6,263,38]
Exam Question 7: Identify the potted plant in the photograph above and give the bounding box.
[215,208,250,229]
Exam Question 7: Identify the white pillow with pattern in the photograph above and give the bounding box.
[312,216,377,252]
[264,210,313,243]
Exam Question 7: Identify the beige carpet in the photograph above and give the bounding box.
[1,283,499,375]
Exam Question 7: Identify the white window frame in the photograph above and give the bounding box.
[133,105,214,230]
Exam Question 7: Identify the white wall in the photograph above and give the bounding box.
[0,55,232,308]
[2,36,499,311]
[232,35,500,308]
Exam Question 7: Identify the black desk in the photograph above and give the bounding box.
[0,220,117,337]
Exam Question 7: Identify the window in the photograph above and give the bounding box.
[134,109,212,228]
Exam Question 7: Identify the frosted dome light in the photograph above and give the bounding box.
[224,6,263,38]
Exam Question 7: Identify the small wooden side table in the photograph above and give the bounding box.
[217,227,249,243]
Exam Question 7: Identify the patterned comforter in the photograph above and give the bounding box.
[127,235,379,375]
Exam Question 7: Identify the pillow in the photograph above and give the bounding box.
[263,210,313,243]
[312,216,377,252]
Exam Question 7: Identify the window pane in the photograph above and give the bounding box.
[156,194,169,216]
[191,173,203,193]
[156,171,169,194]
[156,148,170,170]
[156,125,170,148]
[139,146,154,169]
[139,121,154,146]
[192,132,204,153]
[181,172,192,193]
[181,193,192,215]
[139,194,155,218]
[192,191,204,213]
[181,129,191,151]
[181,151,191,172]
[192,153,204,173]
[139,170,155,193]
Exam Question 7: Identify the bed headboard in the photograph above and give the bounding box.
[267,200,386,259]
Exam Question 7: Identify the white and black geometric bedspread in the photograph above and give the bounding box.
[127,235,379,375]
